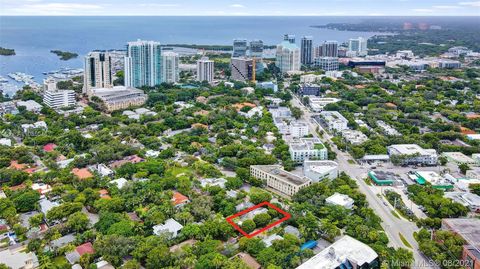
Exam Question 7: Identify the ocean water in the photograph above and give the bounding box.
[0,16,380,82]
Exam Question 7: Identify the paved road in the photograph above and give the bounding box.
[290,94,438,268]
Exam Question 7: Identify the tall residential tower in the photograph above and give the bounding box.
[196,57,214,83]
[84,51,113,94]
[300,36,313,65]
[233,39,248,57]
[161,51,179,84]
[276,41,301,73]
[124,40,162,88]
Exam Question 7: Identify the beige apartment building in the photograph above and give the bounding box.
[250,165,311,197]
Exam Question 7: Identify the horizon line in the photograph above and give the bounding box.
[0,15,479,17]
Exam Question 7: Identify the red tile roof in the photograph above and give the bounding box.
[43,143,57,152]
[76,242,95,256]
[172,191,189,206]
[71,168,93,180]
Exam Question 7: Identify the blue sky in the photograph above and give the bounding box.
[0,0,479,16]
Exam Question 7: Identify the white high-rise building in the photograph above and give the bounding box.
[162,51,179,83]
[124,40,162,88]
[348,37,368,57]
[43,89,76,109]
[276,41,301,73]
[196,57,214,83]
[84,51,113,94]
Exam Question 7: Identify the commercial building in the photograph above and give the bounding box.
[444,192,480,212]
[161,51,179,83]
[84,51,113,94]
[303,160,339,181]
[276,41,301,73]
[43,89,75,109]
[368,171,399,186]
[196,57,214,83]
[298,84,327,96]
[300,74,323,84]
[454,177,480,192]
[319,111,349,132]
[289,138,328,163]
[250,165,311,197]
[326,193,354,209]
[89,86,147,111]
[314,57,339,71]
[269,106,291,118]
[348,37,368,57]
[387,144,438,166]
[231,57,253,82]
[308,97,340,112]
[233,39,248,57]
[296,235,378,269]
[300,36,313,65]
[441,152,476,165]
[249,40,264,58]
[0,248,39,269]
[414,171,453,189]
[348,59,386,68]
[124,40,162,88]
[441,218,480,269]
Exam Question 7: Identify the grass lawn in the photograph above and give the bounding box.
[52,256,70,268]
[167,166,193,177]
[390,210,400,219]
[399,233,412,248]
[347,159,355,164]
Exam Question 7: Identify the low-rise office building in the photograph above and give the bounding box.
[414,171,453,190]
[250,165,311,197]
[303,160,338,181]
[289,138,328,163]
[308,97,340,112]
[441,152,476,165]
[43,89,76,109]
[387,144,438,166]
[89,86,147,111]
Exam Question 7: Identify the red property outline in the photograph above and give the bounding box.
[226,201,291,238]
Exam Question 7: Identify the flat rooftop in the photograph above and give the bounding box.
[252,165,310,186]
[296,235,378,269]
[442,218,480,248]
[388,144,436,156]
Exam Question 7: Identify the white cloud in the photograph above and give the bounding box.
[432,5,460,9]
[139,3,179,7]
[458,1,480,6]
[412,8,434,12]
[230,4,245,8]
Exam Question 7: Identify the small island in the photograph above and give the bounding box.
[50,50,78,60]
[0,47,15,56]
